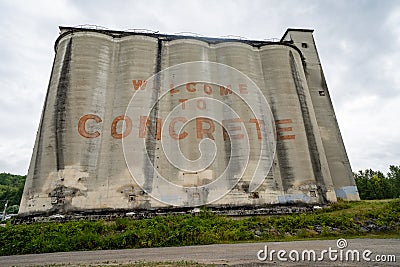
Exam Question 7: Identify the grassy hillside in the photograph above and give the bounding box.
[0,199,399,256]
[0,173,26,214]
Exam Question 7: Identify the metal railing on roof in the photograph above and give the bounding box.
[219,35,248,40]
[263,38,280,42]
[73,24,111,30]
[174,32,205,37]
[125,29,160,34]
[69,26,281,43]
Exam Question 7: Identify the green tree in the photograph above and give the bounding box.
[354,165,400,200]
[387,165,400,198]
[0,173,26,213]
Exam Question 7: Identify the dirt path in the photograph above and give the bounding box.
[0,238,398,266]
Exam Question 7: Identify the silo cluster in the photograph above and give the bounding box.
[19,27,359,216]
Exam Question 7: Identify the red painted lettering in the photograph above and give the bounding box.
[111,115,132,139]
[196,118,215,140]
[139,116,161,140]
[179,99,188,110]
[276,119,295,140]
[78,114,102,138]
[169,117,188,140]
[132,80,147,90]
[222,118,244,141]
[170,84,179,94]
[196,99,206,110]
[204,84,212,95]
[249,118,263,140]
[220,85,232,96]
[186,82,196,92]
[239,83,248,94]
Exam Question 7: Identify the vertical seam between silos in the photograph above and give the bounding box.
[289,50,327,203]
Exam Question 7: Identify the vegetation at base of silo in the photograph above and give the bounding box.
[0,173,26,214]
[0,199,399,256]
[354,165,400,200]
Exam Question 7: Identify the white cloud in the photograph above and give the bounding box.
[385,6,400,44]
[339,94,400,172]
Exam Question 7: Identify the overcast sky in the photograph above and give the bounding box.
[0,0,399,175]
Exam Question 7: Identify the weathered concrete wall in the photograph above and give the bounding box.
[19,27,359,216]
[281,29,359,201]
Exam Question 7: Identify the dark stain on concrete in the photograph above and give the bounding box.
[49,185,85,213]
[54,38,73,171]
[143,38,163,193]
[289,51,327,203]
[270,104,294,192]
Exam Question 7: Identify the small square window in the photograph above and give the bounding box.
[301,42,308,48]
[319,90,326,96]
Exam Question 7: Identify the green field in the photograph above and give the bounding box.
[0,199,399,256]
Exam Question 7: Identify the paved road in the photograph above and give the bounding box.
[0,238,398,266]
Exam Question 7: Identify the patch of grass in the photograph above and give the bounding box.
[0,199,399,256]
[324,199,391,215]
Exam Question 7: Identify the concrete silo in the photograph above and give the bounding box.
[19,27,359,217]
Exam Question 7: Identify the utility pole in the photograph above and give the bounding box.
[2,200,8,221]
